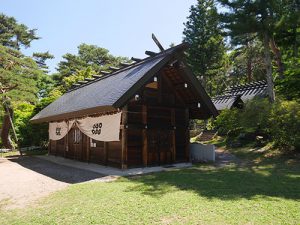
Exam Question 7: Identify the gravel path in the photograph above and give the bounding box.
[215,148,241,167]
[0,156,104,209]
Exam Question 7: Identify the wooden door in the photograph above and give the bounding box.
[67,128,83,160]
[158,130,173,164]
[147,129,173,165]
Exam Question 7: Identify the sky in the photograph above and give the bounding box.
[1,0,197,73]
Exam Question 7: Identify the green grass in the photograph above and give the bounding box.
[0,149,47,158]
[1,144,300,225]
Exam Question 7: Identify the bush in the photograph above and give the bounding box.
[269,100,300,150]
[14,102,49,148]
[213,108,240,135]
[213,98,300,152]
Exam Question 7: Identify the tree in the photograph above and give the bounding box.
[32,51,54,73]
[56,44,128,82]
[62,67,96,91]
[0,13,39,49]
[216,0,299,102]
[0,14,55,149]
[228,38,266,84]
[0,45,49,148]
[183,0,226,95]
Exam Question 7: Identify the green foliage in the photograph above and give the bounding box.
[239,99,272,134]
[276,57,300,100]
[0,13,39,49]
[56,43,128,81]
[13,101,50,148]
[32,51,54,73]
[183,0,226,95]
[62,67,96,91]
[0,45,50,103]
[214,109,240,135]
[228,39,266,84]
[214,99,300,151]
[269,100,300,150]
[218,0,287,43]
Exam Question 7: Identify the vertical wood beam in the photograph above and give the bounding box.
[121,105,128,169]
[171,108,176,162]
[64,135,67,158]
[87,137,90,162]
[104,142,108,166]
[48,140,51,155]
[54,140,57,156]
[158,73,162,104]
[142,105,148,167]
[185,108,190,161]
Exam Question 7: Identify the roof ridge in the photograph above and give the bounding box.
[66,42,188,93]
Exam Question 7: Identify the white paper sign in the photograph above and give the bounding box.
[75,112,121,142]
[49,121,70,140]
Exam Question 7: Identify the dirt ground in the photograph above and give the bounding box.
[0,156,104,210]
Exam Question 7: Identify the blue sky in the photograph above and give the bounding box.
[1,0,197,73]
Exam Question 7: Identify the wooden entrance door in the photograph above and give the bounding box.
[147,129,173,165]
[67,128,83,160]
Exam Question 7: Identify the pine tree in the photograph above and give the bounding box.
[183,0,226,95]
[56,44,128,81]
[0,13,39,49]
[216,0,295,102]
[0,14,51,149]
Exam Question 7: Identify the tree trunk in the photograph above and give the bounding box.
[246,57,252,82]
[1,106,14,149]
[263,33,275,103]
[269,37,284,79]
[246,41,252,82]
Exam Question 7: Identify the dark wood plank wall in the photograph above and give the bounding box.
[49,127,123,168]
[126,67,190,167]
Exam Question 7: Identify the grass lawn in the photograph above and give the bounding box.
[0,149,47,158]
[1,142,299,224]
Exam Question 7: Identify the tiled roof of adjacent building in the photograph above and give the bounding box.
[212,80,268,111]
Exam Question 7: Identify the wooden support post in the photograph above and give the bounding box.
[121,105,128,169]
[87,137,90,162]
[104,142,108,166]
[54,140,57,156]
[171,108,176,162]
[48,140,51,155]
[185,109,190,161]
[158,74,162,104]
[64,135,67,158]
[142,105,148,167]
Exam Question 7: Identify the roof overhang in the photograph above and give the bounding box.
[30,105,116,123]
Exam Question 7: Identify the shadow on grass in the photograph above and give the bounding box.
[125,158,300,200]
[8,156,104,184]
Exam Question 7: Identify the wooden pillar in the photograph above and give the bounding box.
[158,73,162,104]
[54,140,57,156]
[121,106,128,169]
[171,108,176,162]
[64,133,69,158]
[48,140,51,155]
[104,142,108,166]
[86,137,90,162]
[142,105,148,167]
[185,109,190,161]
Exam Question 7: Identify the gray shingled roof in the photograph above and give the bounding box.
[31,54,168,123]
[212,80,268,110]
